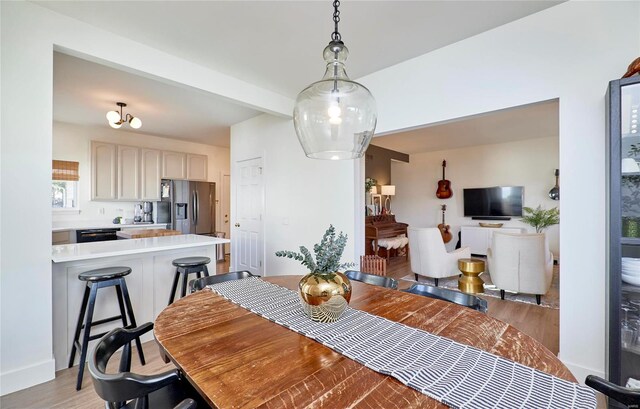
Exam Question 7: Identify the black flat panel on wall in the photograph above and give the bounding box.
[463,186,523,217]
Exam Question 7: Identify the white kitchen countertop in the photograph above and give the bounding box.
[52,221,168,232]
[52,234,230,263]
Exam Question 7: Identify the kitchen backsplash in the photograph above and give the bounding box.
[52,201,143,223]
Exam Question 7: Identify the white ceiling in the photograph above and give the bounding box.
[53,52,261,146]
[39,1,561,98]
[47,2,562,146]
[371,99,559,154]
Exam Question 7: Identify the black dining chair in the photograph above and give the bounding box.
[403,283,488,313]
[88,322,200,409]
[188,270,260,293]
[586,375,640,408]
[344,270,398,289]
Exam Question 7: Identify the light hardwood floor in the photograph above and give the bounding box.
[2,257,606,408]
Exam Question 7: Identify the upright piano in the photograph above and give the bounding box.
[365,215,409,257]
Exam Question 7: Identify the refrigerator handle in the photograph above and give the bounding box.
[195,189,200,226]
[170,180,176,230]
[192,190,197,225]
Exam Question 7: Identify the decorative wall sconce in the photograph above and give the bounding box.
[548,169,559,200]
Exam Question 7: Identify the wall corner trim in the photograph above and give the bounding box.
[558,354,604,386]
[0,358,55,396]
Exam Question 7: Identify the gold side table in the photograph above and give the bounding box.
[458,258,485,294]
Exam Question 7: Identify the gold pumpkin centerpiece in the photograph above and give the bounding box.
[276,225,353,322]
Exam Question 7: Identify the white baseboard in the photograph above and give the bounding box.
[0,358,55,396]
[559,355,605,385]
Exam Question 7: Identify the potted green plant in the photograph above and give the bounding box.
[520,205,560,233]
[276,225,354,322]
[365,177,377,194]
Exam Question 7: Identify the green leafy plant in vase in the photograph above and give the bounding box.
[365,177,377,194]
[365,177,378,210]
[520,205,560,233]
[276,225,354,322]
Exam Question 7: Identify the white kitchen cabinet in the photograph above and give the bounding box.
[186,154,208,181]
[460,225,524,256]
[92,142,117,200]
[117,145,140,200]
[162,151,187,179]
[141,148,162,200]
[92,143,208,202]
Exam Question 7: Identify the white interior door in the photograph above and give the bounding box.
[222,174,231,255]
[233,158,264,276]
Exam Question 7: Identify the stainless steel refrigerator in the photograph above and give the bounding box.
[160,179,216,235]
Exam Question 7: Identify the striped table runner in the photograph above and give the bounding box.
[207,277,596,409]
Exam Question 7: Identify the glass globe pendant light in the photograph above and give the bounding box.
[106,110,120,123]
[293,0,377,160]
[105,102,142,130]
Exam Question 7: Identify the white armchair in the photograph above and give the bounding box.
[486,232,553,305]
[407,227,471,286]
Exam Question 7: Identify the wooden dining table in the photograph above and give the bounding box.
[154,276,576,408]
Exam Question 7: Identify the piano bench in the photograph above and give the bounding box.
[374,236,410,261]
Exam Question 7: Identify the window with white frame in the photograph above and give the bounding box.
[52,180,78,209]
[52,160,79,210]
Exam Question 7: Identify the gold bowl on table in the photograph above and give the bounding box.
[479,222,503,228]
[298,272,352,323]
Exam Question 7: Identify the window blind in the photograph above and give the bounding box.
[52,160,79,181]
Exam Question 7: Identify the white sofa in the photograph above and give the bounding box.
[407,227,471,286]
[486,232,554,305]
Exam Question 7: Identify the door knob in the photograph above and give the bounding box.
[235,223,240,227]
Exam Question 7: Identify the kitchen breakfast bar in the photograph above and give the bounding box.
[51,234,229,371]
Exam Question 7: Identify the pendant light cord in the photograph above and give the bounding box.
[331,0,341,42]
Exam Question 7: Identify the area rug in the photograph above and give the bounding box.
[402,265,560,309]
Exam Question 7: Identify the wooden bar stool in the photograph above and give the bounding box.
[68,266,145,390]
[168,256,211,305]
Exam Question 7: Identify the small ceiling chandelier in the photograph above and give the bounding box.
[106,102,142,129]
[293,0,377,160]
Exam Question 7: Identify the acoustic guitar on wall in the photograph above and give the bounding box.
[436,160,452,199]
[437,204,452,243]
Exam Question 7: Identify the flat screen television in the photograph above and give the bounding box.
[463,186,524,218]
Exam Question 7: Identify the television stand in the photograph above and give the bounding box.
[461,225,524,256]
[471,216,511,221]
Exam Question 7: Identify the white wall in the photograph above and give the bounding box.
[52,121,230,226]
[390,136,560,256]
[359,1,640,381]
[1,2,56,395]
[0,1,292,395]
[2,0,639,395]
[230,114,358,276]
